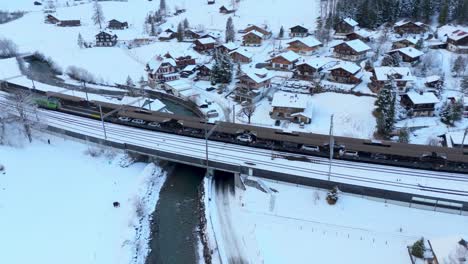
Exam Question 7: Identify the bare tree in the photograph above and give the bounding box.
[0,38,18,59]
[3,90,40,143]
[92,0,105,29]
[241,104,256,124]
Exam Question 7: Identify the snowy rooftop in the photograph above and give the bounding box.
[287,36,322,47]
[352,29,373,38]
[0,58,22,80]
[120,96,167,112]
[429,236,468,264]
[448,30,468,41]
[271,91,308,109]
[391,47,424,58]
[406,91,439,105]
[147,57,176,71]
[274,51,300,62]
[374,67,415,82]
[230,48,253,59]
[343,39,371,52]
[329,61,361,74]
[220,42,239,51]
[343,17,358,27]
[182,65,197,72]
[165,79,192,92]
[394,36,419,45]
[242,68,275,83]
[425,75,441,83]
[446,131,468,147]
[395,20,424,27]
[297,57,337,69]
[196,37,216,45]
[243,30,264,38]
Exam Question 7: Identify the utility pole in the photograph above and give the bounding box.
[328,114,334,181]
[83,81,89,104]
[205,120,220,177]
[99,104,107,140]
[461,127,468,150]
[232,104,236,123]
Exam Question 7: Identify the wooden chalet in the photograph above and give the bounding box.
[158,31,176,41]
[243,24,272,39]
[108,19,128,30]
[327,61,362,84]
[184,29,203,39]
[286,36,322,55]
[294,58,333,80]
[95,31,118,47]
[394,21,426,35]
[207,0,215,4]
[193,37,216,52]
[424,75,443,88]
[369,67,414,93]
[242,31,263,46]
[345,30,372,42]
[391,37,418,49]
[44,14,59,24]
[400,91,439,117]
[335,18,358,35]
[219,5,235,14]
[269,51,300,71]
[229,49,253,63]
[447,30,468,54]
[270,92,311,124]
[333,39,370,61]
[216,42,239,54]
[289,25,309,38]
[146,57,179,83]
[164,52,196,69]
[197,64,213,80]
[234,68,273,103]
[57,20,81,27]
[388,47,424,63]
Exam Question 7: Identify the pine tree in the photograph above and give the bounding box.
[210,51,233,84]
[415,38,424,49]
[461,76,468,94]
[177,22,184,42]
[92,0,105,29]
[421,0,433,22]
[183,18,190,29]
[126,75,135,87]
[438,0,449,24]
[452,56,467,76]
[411,238,425,259]
[159,0,167,17]
[278,26,284,39]
[225,17,235,43]
[440,100,463,125]
[44,0,56,13]
[375,85,396,138]
[77,33,84,48]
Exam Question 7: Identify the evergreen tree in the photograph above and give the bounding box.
[176,22,184,42]
[412,0,421,20]
[225,17,235,43]
[77,33,84,48]
[44,0,56,13]
[453,56,467,76]
[411,239,425,259]
[438,0,449,24]
[421,0,433,22]
[415,38,424,49]
[210,51,233,84]
[375,85,396,138]
[126,75,135,87]
[461,76,468,94]
[92,0,105,29]
[440,100,463,125]
[159,0,167,16]
[278,26,284,39]
[183,18,189,29]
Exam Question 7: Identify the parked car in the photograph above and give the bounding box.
[301,144,320,152]
[131,119,146,125]
[206,87,216,92]
[206,109,219,118]
[148,122,161,128]
[341,150,359,158]
[236,134,253,143]
[199,104,209,108]
[299,122,305,128]
[118,116,132,122]
[274,120,281,126]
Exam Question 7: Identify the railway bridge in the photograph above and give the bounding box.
[26,105,468,214]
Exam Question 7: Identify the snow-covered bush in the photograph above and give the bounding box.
[32,51,63,75]
[0,38,18,59]
[84,147,105,157]
[440,100,463,126]
[411,238,425,258]
[326,186,340,205]
[66,66,96,83]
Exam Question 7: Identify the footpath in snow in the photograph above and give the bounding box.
[0,132,166,264]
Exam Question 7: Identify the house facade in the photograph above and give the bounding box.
[391,37,418,49]
[193,37,216,52]
[289,25,309,38]
[44,14,60,24]
[95,32,118,47]
[286,37,322,55]
[400,91,439,117]
[394,21,426,35]
[269,51,300,70]
[369,67,414,93]
[335,18,358,35]
[146,57,179,83]
[388,47,424,63]
[270,92,311,124]
[333,39,370,61]
[327,62,362,84]
[229,49,253,63]
[234,69,273,103]
[108,19,128,30]
[57,20,80,27]
[447,30,468,54]
[243,24,272,39]
[242,31,263,46]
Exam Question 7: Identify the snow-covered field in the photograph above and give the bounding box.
[0,131,166,264]
[210,177,468,264]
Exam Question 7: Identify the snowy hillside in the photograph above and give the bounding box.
[0,0,320,83]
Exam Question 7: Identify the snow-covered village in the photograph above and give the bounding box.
[0,0,467,263]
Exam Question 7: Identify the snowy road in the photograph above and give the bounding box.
[1,98,468,204]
